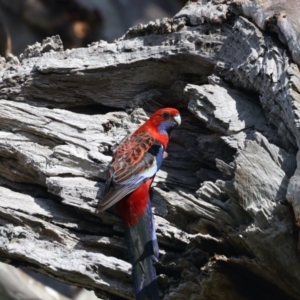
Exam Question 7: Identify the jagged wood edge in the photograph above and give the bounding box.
[2,1,298,297]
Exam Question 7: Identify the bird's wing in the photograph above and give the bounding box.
[97,132,164,212]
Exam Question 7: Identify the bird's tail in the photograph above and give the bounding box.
[124,199,159,300]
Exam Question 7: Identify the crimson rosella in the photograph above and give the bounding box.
[97,108,181,300]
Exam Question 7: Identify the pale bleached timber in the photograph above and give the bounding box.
[0,1,300,299]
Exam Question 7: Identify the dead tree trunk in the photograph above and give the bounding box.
[0,1,300,299]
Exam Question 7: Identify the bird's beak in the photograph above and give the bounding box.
[173,113,181,126]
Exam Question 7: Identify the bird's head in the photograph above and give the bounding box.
[148,107,181,134]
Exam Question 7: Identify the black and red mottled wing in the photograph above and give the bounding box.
[97,131,164,212]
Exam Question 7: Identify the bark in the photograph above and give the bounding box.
[0,1,300,299]
[0,262,71,300]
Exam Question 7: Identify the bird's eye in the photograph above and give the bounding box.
[162,111,170,119]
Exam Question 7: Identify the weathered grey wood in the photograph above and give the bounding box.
[75,289,99,300]
[0,262,71,300]
[0,1,300,299]
[237,0,300,66]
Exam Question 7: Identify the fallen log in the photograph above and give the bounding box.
[0,1,300,299]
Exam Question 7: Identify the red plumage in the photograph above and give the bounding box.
[97,107,181,300]
[116,178,153,227]
[97,107,181,213]
[113,107,180,227]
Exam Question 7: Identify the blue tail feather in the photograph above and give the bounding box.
[125,198,159,300]
[146,198,159,260]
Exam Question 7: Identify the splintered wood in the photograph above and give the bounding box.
[0,1,300,299]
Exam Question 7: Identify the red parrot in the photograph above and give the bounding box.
[97,108,181,300]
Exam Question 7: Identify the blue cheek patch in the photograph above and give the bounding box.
[158,121,172,135]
